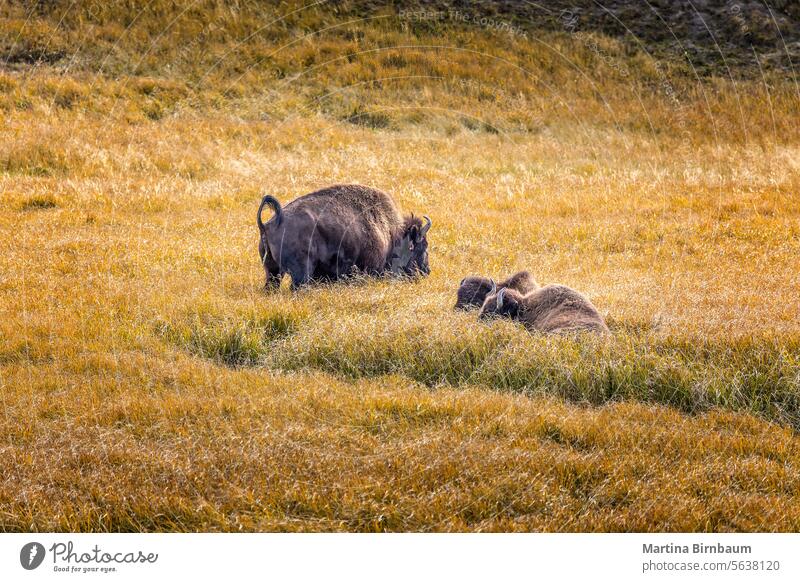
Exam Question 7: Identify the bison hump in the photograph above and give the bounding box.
[301,185,400,218]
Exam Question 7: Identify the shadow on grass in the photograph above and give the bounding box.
[18,195,58,210]
[157,308,305,368]
[267,328,800,430]
[158,306,800,429]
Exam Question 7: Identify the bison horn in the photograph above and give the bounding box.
[496,288,506,309]
[489,278,497,295]
[420,215,432,236]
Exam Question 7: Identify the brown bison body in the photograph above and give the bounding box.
[455,271,538,310]
[479,284,608,334]
[258,184,431,289]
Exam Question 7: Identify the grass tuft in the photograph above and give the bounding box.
[159,308,306,368]
[18,194,58,211]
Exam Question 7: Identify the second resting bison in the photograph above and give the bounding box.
[257,184,432,289]
[479,284,609,334]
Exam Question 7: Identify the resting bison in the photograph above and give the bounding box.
[257,184,431,289]
[478,284,608,334]
[454,271,538,310]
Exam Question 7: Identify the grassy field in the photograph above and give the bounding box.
[1,0,799,531]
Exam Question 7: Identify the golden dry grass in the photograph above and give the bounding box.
[1,0,799,531]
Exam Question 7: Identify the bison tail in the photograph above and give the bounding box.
[258,195,283,232]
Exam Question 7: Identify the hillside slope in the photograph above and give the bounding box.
[402,0,800,73]
[0,0,798,141]
[4,0,798,74]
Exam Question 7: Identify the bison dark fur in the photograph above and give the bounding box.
[454,271,538,310]
[257,184,431,289]
[478,284,609,334]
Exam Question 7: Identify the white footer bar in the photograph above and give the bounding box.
[2,533,797,581]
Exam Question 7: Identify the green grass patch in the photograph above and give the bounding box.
[158,307,306,368]
[266,320,800,428]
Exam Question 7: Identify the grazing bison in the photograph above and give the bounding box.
[478,284,609,334]
[454,271,538,310]
[257,184,431,289]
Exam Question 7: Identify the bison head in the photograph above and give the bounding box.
[479,286,523,319]
[455,276,496,310]
[390,215,432,276]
